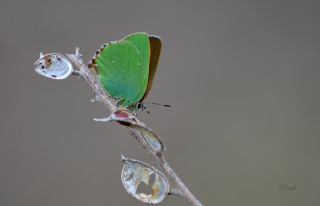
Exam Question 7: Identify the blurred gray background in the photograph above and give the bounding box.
[1,0,320,205]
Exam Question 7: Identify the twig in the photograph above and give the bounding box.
[66,50,204,206]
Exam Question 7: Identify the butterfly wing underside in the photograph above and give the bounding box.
[94,33,150,107]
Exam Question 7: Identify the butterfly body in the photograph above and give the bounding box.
[89,32,161,109]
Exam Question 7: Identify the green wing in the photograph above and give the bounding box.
[95,33,150,107]
[125,34,161,102]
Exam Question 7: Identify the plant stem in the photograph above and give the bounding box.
[157,154,203,206]
[66,51,204,206]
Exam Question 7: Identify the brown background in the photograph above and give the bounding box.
[1,0,320,205]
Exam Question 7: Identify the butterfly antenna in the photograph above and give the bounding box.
[143,101,172,108]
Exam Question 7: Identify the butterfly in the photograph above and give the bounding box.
[89,32,161,110]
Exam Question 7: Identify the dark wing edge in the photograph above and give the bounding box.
[88,43,108,74]
[141,35,162,101]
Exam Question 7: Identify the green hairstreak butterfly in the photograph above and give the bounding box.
[89,32,161,110]
[34,52,73,80]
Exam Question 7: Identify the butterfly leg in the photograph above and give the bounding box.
[115,97,127,107]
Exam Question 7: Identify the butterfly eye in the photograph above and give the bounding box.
[137,103,143,109]
[41,65,45,69]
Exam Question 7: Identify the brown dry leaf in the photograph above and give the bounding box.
[121,156,169,204]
